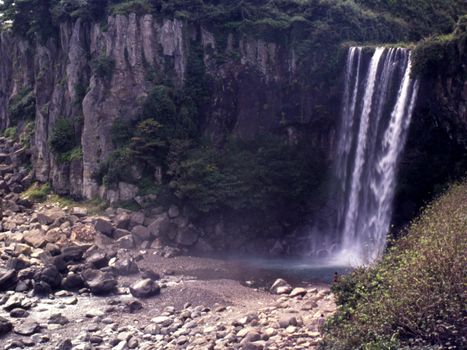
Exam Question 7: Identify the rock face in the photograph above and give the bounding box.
[0,13,337,201]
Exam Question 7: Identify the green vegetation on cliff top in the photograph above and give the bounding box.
[322,179,467,349]
[1,1,465,45]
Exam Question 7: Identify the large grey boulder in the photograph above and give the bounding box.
[270,278,292,295]
[81,269,117,295]
[94,218,113,237]
[131,225,150,241]
[130,279,160,298]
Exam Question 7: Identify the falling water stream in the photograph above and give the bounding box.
[331,47,419,265]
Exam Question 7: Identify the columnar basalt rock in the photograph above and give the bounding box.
[0,14,338,201]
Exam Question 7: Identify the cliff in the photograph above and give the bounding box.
[0,14,338,201]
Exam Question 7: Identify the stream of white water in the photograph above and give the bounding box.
[331,47,419,265]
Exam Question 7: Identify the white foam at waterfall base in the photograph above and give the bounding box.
[327,46,419,266]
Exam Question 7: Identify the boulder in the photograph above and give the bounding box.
[131,225,150,241]
[71,207,87,217]
[61,245,87,262]
[290,287,307,298]
[70,223,96,242]
[37,208,64,225]
[14,321,41,336]
[0,316,13,336]
[94,218,113,237]
[85,251,109,269]
[175,226,199,246]
[23,229,46,248]
[0,269,17,291]
[61,273,85,291]
[115,212,130,229]
[36,266,61,289]
[113,258,139,276]
[167,205,180,218]
[118,182,139,202]
[81,269,117,295]
[129,279,160,298]
[117,235,135,249]
[270,278,292,295]
[130,212,145,226]
[147,215,170,237]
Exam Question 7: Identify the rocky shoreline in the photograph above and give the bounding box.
[0,136,336,349]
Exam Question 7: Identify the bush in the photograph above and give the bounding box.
[19,121,35,147]
[91,55,115,80]
[3,126,17,140]
[8,88,36,124]
[49,118,77,160]
[412,16,466,77]
[169,135,327,213]
[110,0,153,15]
[322,180,467,349]
[93,146,134,186]
[22,183,51,202]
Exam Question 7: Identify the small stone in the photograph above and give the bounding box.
[9,308,29,318]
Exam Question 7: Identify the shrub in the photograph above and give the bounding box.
[3,126,17,140]
[93,146,134,186]
[22,183,51,202]
[322,180,467,349]
[49,118,77,160]
[110,0,153,15]
[62,147,83,162]
[91,55,115,80]
[169,135,327,213]
[19,121,35,147]
[8,88,36,124]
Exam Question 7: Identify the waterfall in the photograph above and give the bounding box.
[332,47,419,265]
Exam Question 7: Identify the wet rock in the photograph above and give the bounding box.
[81,269,117,295]
[0,316,13,336]
[130,279,160,298]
